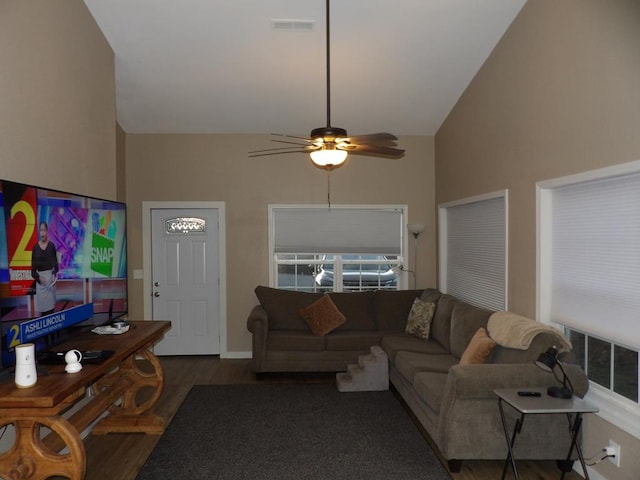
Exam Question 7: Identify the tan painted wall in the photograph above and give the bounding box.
[116,123,127,202]
[435,1,640,478]
[124,134,436,352]
[0,0,116,199]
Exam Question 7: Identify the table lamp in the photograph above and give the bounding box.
[535,346,574,399]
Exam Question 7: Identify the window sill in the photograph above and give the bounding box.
[585,382,640,440]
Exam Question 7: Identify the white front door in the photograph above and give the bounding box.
[150,208,220,356]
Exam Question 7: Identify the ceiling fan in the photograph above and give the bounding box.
[249,0,405,171]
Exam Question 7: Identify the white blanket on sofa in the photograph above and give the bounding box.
[487,311,572,351]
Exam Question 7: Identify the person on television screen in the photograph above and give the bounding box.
[31,221,58,315]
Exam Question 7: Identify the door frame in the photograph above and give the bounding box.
[142,201,228,356]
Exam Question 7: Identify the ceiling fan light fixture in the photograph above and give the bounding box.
[310,147,348,169]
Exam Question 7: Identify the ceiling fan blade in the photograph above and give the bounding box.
[271,139,312,147]
[272,133,313,143]
[343,144,405,158]
[344,133,399,144]
[249,149,313,157]
[249,145,315,154]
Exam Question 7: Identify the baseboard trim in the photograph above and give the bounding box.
[578,464,606,480]
[221,351,252,359]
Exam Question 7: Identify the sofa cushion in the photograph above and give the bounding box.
[267,331,326,351]
[459,327,496,365]
[327,291,376,331]
[450,302,493,359]
[394,351,458,383]
[325,331,382,351]
[374,289,424,331]
[255,286,322,331]
[405,299,436,340]
[420,288,442,304]
[299,295,347,336]
[413,371,449,414]
[429,294,457,352]
[381,334,448,362]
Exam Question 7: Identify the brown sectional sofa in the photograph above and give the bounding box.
[246,286,590,471]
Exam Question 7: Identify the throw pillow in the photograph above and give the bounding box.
[459,327,496,365]
[299,295,347,336]
[405,299,436,340]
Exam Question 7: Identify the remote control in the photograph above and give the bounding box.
[517,391,541,397]
[82,350,105,360]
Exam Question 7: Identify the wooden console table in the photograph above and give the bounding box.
[0,320,171,480]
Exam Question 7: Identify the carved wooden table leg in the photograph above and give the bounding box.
[92,347,165,435]
[0,416,85,480]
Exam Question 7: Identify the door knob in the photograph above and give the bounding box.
[154,281,160,287]
[153,292,160,297]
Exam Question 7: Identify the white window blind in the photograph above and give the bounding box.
[271,206,404,254]
[441,194,506,311]
[550,173,640,350]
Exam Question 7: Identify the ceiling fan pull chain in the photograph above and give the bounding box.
[327,170,332,209]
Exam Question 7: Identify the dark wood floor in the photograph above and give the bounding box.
[81,356,581,480]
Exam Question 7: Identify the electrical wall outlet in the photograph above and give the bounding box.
[607,439,621,467]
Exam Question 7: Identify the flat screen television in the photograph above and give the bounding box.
[0,179,127,370]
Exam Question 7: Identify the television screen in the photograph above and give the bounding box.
[0,180,127,369]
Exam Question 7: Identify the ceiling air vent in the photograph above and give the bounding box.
[272,19,315,32]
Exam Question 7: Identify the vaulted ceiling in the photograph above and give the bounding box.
[84,0,526,136]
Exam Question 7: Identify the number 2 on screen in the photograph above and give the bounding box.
[9,200,36,268]
[8,325,21,349]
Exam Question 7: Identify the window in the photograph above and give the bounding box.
[438,191,508,311]
[269,206,406,292]
[538,160,640,439]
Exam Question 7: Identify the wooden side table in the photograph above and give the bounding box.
[494,387,599,480]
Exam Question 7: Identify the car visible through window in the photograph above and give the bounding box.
[314,255,397,290]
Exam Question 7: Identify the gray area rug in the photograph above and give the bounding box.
[137,383,451,480]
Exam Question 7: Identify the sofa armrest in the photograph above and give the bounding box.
[435,362,589,460]
[443,363,589,401]
[247,304,268,333]
[247,305,269,372]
